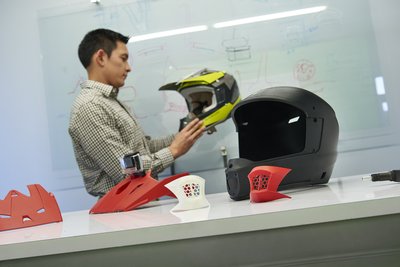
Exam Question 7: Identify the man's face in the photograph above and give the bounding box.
[103,41,131,88]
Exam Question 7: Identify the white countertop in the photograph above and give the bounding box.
[1,174,400,260]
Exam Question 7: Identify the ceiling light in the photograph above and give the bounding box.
[213,6,327,28]
[129,25,208,43]
[375,76,386,95]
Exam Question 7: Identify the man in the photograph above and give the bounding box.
[69,28,204,198]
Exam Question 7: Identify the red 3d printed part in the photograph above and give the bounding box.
[0,184,63,231]
[90,171,189,214]
[247,166,291,203]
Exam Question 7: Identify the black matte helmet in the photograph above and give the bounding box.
[225,86,339,201]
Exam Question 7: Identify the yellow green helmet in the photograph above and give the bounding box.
[159,69,241,133]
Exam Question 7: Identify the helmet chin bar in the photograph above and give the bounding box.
[247,166,291,203]
[179,112,217,134]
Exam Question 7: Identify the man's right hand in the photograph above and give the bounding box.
[169,118,205,159]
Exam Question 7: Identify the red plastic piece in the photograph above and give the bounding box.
[247,166,292,203]
[90,171,189,214]
[0,184,63,231]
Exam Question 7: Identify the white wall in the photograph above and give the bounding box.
[0,0,399,212]
[0,0,98,211]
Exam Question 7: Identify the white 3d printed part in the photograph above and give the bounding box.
[164,175,210,212]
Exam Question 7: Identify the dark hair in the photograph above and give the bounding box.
[78,28,130,68]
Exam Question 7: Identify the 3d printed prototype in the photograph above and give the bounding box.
[164,175,210,212]
[247,166,291,203]
[90,171,189,214]
[0,184,63,231]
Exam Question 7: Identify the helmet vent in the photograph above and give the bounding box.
[183,183,200,198]
[253,174,270,190]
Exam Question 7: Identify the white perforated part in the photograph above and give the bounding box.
[164,175,210,212]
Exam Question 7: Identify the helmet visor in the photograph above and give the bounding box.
[234,101,306,161]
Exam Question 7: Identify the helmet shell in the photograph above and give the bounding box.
[225,86,339,200]
[159,69,241,131]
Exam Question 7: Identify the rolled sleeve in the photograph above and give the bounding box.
[146,134,176,153]
[141,147,174,175]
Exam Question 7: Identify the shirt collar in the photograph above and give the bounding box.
[81,80,119,98]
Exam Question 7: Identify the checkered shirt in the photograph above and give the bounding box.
[68,80,175,197]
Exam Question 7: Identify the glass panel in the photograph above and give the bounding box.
[37,0,399,174]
